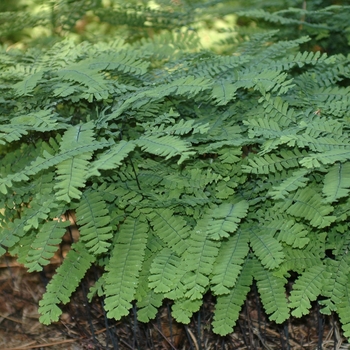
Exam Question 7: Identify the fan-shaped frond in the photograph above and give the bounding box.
[148,248,182,293]
[148,209,191,255]
[322,162,350,203]
[212,258,253,335]
[211,229,250,295]
[25,219,69,272]
[289,265,327,317]
[319,257,349,314]
[38,242,95,325]
[76,190,113,255]
[249,227,284,270]
[104,216,148,320]
[268,169,309,200]
[242,149,303,174]
[254,259,289,323]
[136,134,194,164]
[206,201,249,240]
[277,187,336,228]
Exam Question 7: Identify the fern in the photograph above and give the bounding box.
[289,265,328,317]
[25,219,69,272]
[323,162,350,203]
[148,209,191,255]
[212,258,254,335]
[38,241,95,325]
[210,229,250,295]
[206,201,249,240]
[76,189,113,255]
[1,1,350,339]
[104,215,148,320]
[254,259,289,323]
[277,187,336,228]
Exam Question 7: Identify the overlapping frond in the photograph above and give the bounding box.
[76,190,113,255]
[289,265,327,317]
[38,242,95,324]
[254,260,289,323]
[212,258,254,335]
[25,219,69,272]
[211,230,250,295]
[104,216,148,320]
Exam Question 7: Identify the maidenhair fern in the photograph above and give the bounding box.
[1,1,350,341]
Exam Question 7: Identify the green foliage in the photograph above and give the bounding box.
[1,0,350,341]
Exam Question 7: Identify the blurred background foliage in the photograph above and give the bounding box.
[0,0,349,55]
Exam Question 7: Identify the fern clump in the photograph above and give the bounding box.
[1,1,350,339]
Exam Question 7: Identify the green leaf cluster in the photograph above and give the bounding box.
[1,0,350,340]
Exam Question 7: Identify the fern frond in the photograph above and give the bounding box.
[136,254,164,322]
[206,201,249,240]
[137,288,164,323]
[10,109,61,132]
[234,69,294,95]
[274,247,322,278]
[0,196,58,254]
[148,248,182,293]
[87,51,149,75]
[289,265,327,318]
[268,169,309,200]
[54,122,96,202]
[0,125,28,144]
[338,276,350,339]
[136,134,194,164]
[171,298,202,324]
[25,219,69,272]
[54,62,110,101]
[277,187,336,228]
[0,138,110,195]
[322,162,350,203]
[212,258,254,335]
[211,81,238,105]
[211,229,250,295]
[319,258,349,314]
[249,227,284,270]
[148,209,191,255]
[38,242,95,325]
[299,115,343,138]
[104,216,148,320]
[274,217,309,249]
[300,148,350,168]
[13,70,44,96]
[76,190,113,255]
[254,259,289,323]
[242,149,303,174]
[183,219,220,300]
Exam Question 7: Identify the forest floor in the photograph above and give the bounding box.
[1,254,350,350]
